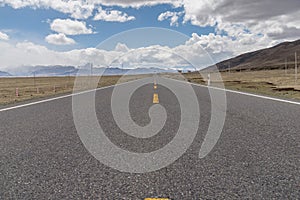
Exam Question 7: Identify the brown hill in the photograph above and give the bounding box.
[205,39,300,72]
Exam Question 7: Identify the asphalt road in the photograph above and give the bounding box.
[0,76,299,199]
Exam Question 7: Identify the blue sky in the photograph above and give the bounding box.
[0,4,214,51]
[0,0,298,70]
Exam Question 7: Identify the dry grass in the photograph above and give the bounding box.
[2,70,299,105]
[165,69,300,100]
[0,75,150,105]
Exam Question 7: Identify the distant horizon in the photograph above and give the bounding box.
[0,65,188,77]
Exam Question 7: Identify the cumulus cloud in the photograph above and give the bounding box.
[158,11,183,26]
[98,0,183,8]
[185,33,272,57]
[0,32,269,71]
[115,43,130,52]
[182,0,300,41]
[94,7,135,22]
[50,19,94,35]
[0,40,170,72]
[0,0,182,19]
[1,0,299,42]
[0,31,9,40]
[0,0,95,19]
[0,41,110,70]
[45,33,76,45]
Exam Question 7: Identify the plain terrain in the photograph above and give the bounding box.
[165,69,300,101]
[0,75,150,105]
[1,69,300,106]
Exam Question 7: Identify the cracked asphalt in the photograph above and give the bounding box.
[0,77,299,199]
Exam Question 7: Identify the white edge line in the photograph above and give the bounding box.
[2,77,299,113]
[164,77,300,106]
[0,78,146,112]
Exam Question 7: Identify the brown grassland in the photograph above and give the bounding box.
[165,69,300,101]
[1,69,300,106]
[0,75,150,105]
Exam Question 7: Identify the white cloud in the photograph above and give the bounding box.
[45,33,76,45]
[98,0,183,8]
[1,0,299,43]
[50,19,94,35]
[0,0,182,19]
[115,43,130,52]
[0,0,94,19]
[94,7,135,22]
[0,31,9,40]
[185,33,272,56]
[0,32,267,71]
[0,41,118,70]
[182,0,300,41]
[158,11,183,26]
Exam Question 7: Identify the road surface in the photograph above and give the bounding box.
[0,77,299,199]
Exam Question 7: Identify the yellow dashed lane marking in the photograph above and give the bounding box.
[153,93,159,104]
[145,198,170,200]
[154,85,157,89]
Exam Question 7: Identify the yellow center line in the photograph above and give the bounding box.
[154,85,157,89]
[153,93,159,104]
[145,198,170,200]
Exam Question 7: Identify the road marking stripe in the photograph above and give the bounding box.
[165,77,300,106]
[154,85,157,89]
[0,79,144,112]
[145,198,170,200]
[3,76,298,113]
[153,93,159,104]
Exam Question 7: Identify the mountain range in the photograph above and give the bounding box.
[205,39,300,71]
[1,66,176,77]
[0,71,12,77]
